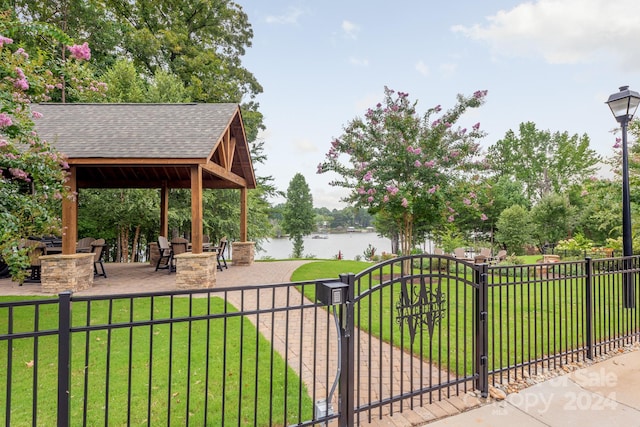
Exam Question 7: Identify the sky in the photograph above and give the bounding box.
[238,0,640,209]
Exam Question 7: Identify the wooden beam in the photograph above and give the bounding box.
[61,166,78,254]
[160,183,169,238]
[191,166,203,254]
[240,187,247,242]
[201,162,247,187]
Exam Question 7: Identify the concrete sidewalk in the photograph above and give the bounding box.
[426,349,640,426]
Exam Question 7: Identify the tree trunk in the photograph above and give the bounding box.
[131,225,141,262]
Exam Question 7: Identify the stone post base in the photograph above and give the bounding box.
[174,252,217,289]
[149,242,160,266]
[232,242,255,266]
[40,253,94,293]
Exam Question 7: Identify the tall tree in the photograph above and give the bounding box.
[530,193,574,253]
[282,173,315,258]
[494,205,532,255]
[319,87,487,256]
[487,122,600,201]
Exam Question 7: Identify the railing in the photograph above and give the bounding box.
[2,255,640,426]
[1,281,339,427]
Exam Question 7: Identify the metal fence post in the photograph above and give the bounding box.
[338,273,355,427]
[584,257,594,360]
[57,291,72,427]
[474,264,489,397]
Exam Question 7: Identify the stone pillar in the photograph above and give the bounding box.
[40,253,94,293]
[149,242,160,266]
[174,252,217,289]
[232,241,255,266]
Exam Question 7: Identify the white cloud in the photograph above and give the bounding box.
[265,7,304,25]
[349,57,369,67]
[415,60,429,77]
[293,138,318,153]
[342,20,360,39]
[452,0,640,69]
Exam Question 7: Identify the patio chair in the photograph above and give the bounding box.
[91,238,107,278]
[213,236,228,271]
[20,239,46,284]
[155,236,172,271]
[169,237,189,273]
[453,247,472,260]
[491,250,507,264]
[479,247,492,258]
[76,237,95,253]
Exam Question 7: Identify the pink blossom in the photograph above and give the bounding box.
[448,215,454,222]
[428,186,437,194]
[447,206,455,213]
[61,161,69,169]
[445,123,452,128]
[317,163,323,173]
[407,146,414,153]
[480,213,488,221]
[0,139,6,147]
[434,104,442,112]
[414,147,421,155]
[363,171,373,181]
[432,119,440,127]
[0,113,12,127]
[14,78,29,90]
[463,198,471,205]
[613,141,621,149]
[414,160,422,167]
[358,187,366,195]
[367,196,374,203]
[472,122,480,130]
[473,90,488,99]
[0,35,13,47]
[6,153,17,159]
[469,192,477,199]
[15,47,28,58]
[32,110,43,120]
[383,195,389,202]
[386,185,399,195]
[9,168,30,181]
[401,198,408,208]
[460,128,467,135]
[53,192,63,200]
[67,42,91,60]
[424,160,435,168]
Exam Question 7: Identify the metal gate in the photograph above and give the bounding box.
[335,254,488,425]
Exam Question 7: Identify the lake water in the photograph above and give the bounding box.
[256,232,394,260]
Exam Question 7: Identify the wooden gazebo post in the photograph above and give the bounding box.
[61,166,78,254]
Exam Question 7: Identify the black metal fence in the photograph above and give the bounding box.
[2,254,640,426]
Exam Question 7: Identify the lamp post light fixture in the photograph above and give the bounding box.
[606,85,640,309]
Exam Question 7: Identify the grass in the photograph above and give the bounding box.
[0,295,313,426]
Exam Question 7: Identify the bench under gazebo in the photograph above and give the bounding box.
[34,103,257,292]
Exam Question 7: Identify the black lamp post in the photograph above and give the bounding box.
[606,85,640,308]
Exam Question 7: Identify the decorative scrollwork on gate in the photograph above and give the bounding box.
[396,277,446,344]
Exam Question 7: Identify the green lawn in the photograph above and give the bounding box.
[0,295,313,426]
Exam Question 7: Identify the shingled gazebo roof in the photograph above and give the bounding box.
[34,103,256,190]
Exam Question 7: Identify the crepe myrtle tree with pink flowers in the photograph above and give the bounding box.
[318,87,488,256]
[0,27,99,282]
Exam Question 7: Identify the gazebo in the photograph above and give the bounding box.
[34,103,257,291]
